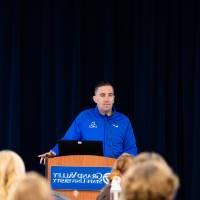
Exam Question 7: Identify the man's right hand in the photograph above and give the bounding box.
[38,151,56,165]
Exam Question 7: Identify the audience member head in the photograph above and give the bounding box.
[0,150,25,199]
[132,152,167,166]
[8,171,52,200]
[120,157,180,200]
[109,153,135,182]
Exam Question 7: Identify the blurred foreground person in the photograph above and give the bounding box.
[97,153,135,200]
[0,150,25,200]
[132,152,168,166]
[120,158,180,200]
[8,171,69,200]
[8,171,52,200]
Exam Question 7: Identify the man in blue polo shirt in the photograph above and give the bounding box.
[38,81,137,164]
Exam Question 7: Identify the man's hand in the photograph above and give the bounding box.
[38,151,56,165]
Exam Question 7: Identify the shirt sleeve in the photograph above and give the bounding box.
[50,115,81,155]
[123,119,138,156]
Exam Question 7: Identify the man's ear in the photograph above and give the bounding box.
[93,96,97,103]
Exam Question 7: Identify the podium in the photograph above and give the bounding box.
[46,155,116,200]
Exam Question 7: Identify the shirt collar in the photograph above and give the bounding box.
[94,106,116,118]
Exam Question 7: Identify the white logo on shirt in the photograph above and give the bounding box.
[89,121,97,128]
[112,124,119,128]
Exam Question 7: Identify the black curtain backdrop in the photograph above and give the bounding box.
[0,0,200,199]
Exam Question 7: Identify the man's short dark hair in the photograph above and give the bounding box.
[94,81,114,94]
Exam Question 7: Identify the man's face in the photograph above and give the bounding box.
[93,85,115,115]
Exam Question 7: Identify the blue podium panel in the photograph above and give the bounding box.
[51,166,112,191]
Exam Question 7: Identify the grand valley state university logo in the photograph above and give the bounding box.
[51,166,111,191]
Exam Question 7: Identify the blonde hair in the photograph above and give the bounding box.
[0,150,25,200]
[109,153,135,181]
[132,152,168,166]
[121,160,180,200]
[8,171,52,200]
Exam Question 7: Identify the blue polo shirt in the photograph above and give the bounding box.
[51,107,137,158]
